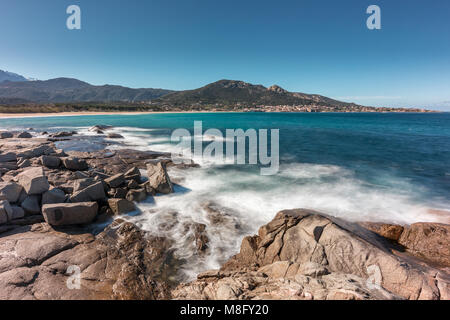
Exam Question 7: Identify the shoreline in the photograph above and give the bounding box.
[0,111,216,119]
[0,110,443,119]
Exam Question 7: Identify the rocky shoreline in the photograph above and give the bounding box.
[0,128,449,300]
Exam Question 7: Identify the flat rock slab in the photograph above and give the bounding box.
[0,221,177,300]
[42,202,98,226]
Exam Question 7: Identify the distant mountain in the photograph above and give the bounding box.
[0,78,174,103]
[0,76,358,108]
[156,80,357,108]
[0,70,28,83]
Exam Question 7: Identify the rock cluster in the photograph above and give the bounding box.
[0,130,174,229]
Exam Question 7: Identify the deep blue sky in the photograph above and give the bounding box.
[1,0,449,109]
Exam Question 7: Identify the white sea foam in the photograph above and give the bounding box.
[102,127,449,280]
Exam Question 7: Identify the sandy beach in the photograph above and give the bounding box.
[0,111,182,119]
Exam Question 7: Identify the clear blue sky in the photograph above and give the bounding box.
[1,0,449,109]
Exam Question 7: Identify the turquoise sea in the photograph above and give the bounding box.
[1,112,449,278]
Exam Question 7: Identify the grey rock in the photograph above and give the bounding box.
[141,182,156,195]
[20,195,41,215]
[104,173,125,188]
[146,161,173,194]
[125,166,140,178]
[73,178,96,193]
[108,188,128,199]
[50,131,74,138]
[17,167,50,195]
[89,125,112,132]
[70,181,106,203]
[0,132,13,139]
[108,198,135,215]
[62,157,88,171]
[0,182,23,203]
[42,188,66,205]
[9,206,25,220]
[17,132,32,139]
[74,171,90,179]
[127,179,139,189]
[42,202,98,226]
[126,188,147,203]
[107,133,124,139]
[41,155,61,169]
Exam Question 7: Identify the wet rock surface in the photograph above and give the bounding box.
[173,209,450,300]
[0,220,179,300]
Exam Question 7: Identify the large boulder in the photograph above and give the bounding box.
[42,202,98,226]
[173,210,450,300]
[21,195,41,215]
[40,155,61,169]
[146,161,173,194]
[0,182,23,203]
[108,198,135,215]
[70,182,106,203]
[62,157,88,171]
[42,188,66,205]
[398,223,450,267]
[17,167,50,195]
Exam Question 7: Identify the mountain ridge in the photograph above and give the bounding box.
[0,70,28,83]
[0,77,174,103]
[156,79,359,108]
[0,77,357,107]
[0,74,431,112]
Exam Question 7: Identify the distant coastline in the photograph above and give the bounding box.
[0,78,438,114]
[0,109,439,119]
